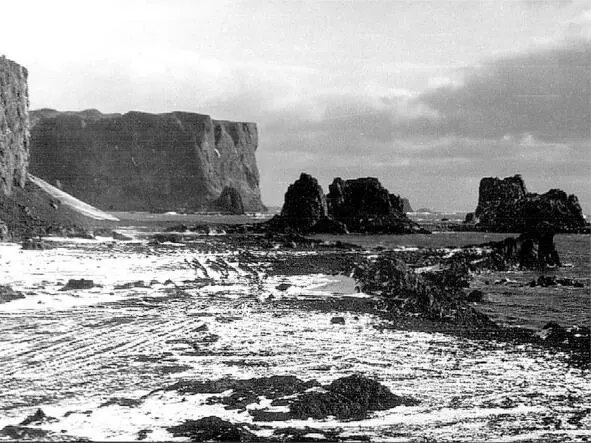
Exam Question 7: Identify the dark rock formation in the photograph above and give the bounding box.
[529,276,585,288]
[326,177,419,233]
[0,56,29,196]
[485,229,561,270]
[401,197,413,213]
[0,426,50,440]
[353,255,497,329]
[539,322,590,356]
[0,285,25,303]
[276,173,328,231]
[210,186,245,214]
[466,289,484,302]
[165,375,417,425]
[20,409,57,426]
[468,174,588,233]
[29,109,266,213]
[21,238,51,250]
[290,374,419,420]
[270,174,420,234]
[59,279,96,291]
[167,417,256,442]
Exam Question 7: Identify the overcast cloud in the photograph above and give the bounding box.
[1,0,589,211]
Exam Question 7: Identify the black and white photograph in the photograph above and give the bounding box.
[0,0,589,441]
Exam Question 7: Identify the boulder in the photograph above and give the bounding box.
[0,285,25,303]
[487,228,561,270]
[290,374,419,420]
[167,416,256,442]
[20,409,57,426]
[466,289,484,302]
[210,186,245,214]
[0,426,49,440]
[59,279,96,291]
[21,238,50,250]
[471,174,588,233]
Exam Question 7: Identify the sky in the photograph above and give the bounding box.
[1,0,589,211]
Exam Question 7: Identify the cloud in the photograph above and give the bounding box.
[254,36,591,210]
[416,39,590,143]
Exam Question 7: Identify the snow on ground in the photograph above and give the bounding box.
[27,174,119,221]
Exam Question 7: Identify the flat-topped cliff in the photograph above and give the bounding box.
[29,109,266,213]
[0,56,29,196]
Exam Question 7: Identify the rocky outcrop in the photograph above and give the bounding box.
[401,198,413,213]
[270,174,420,234]
[466,174,588,233]
[327,177,419,233]
[275,173,329,231]
[0,56,29,196]
[210,186,245,214]
[486,229,561,270]
[29,109,266,213]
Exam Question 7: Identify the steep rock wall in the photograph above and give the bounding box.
[29,109,266,212]
[0,56,29,196]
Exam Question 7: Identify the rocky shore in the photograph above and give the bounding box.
[0,221,589,441]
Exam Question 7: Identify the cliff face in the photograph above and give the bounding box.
[0,56,29,196]
[1,60,115,240]
[469,174,587,233]
[29,109,266,212]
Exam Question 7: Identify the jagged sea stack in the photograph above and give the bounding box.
[272,174,420,234]
[278,173,330,231]
[467,174,588,233]
[327,177,418,233]
[29,110,266,213]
